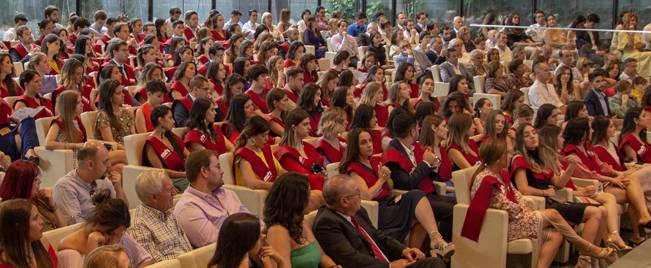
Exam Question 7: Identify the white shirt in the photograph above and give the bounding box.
[223,20,243,31]
[525,23,545,43]
[494,45,512,66]
[528,80,563,109]
[3,28,16,41]
[242,20,259,40]
[331,33,357,56]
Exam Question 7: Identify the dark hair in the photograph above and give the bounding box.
[173,61,197,81]
[287,41,305,61]
[280,108,310,146]
[73,35,92,56]
[0,199,54,268]
[185,149,214,183]
[591,116,611,145]
[563,117,590,145]
[145,79,167,95]
[362,65,382,84]
[442,92,469,118]
[332,86,353,120]
[619,107,646,143]
[485,109,509,139]
[226,94,253,134]
[333,50,350,65]
[224,73,246,105]
[18,69,39,90]
[564,100,585,122]
[391,111,417,138]
[208,213,261,268]
[415,101,438,124]
[173,46,194,66]
[233,57,248,77]
[87,198,131,232]
[150,105,184,157]
[187,97,217,140]
[247,64,268,82]
[97,79,123,131]
[533,103,557,129]
[473,98,490,118]
[297,84,323,113]
[350,104,375,129]
[385,107,410,137]
[263,172,310,244]
[234,116,270,148]
[501,89,524,113]
[267,88,287,113]
[339,128,368,173]
[394,62,414,83]
[338,70,355,88]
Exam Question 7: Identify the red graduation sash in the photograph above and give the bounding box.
[593,144,625,172]
[173,97,193,113]
[170,80,189,96]
[15,95,53,119]
[346,157,389,201]
[284,88,298,103]
[145,135,186,171]
[316,138,345,163]
[183,126,227,155]
[618,133,651,163]
[245,89,269,113]
[375,104,389,128]
[382,143,435,193]
[461,171,516,241]
[275,143,325,190]
[52,116,87,142]
[141,102,154,132]
[235,145,278,182]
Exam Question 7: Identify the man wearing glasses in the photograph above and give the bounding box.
[173,76,213,127]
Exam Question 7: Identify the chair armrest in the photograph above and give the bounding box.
[223,184,268,218]
[522,195,546,210]
[360,200,379,229]
[571,177,600,188]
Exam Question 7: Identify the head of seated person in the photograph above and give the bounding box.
[83,244,130,268]
[0,199,56,267]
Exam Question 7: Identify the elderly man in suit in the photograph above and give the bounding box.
[584,69,612,117]
[439,48,472,88]
[313,174,446,268]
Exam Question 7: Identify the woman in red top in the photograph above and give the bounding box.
[619,107,651,163]
[411,75,440,112]
[283,41,304,71]
[316,70,338,107]
[356,65,387,100]
[205,61,226,96]
[217,73,246,119]
[14,70,53,119]
[340,128,454,255]
[170,61,197,100]
[224,94,260,142]
[419,115,453,182]
[45,90,87,150]
[0,53,23,97]
[52,59,92,113]
[133,80,165,133]
[394,62,419,98]
[224,34,244,67]
[275,109,327,212]
[387,81,414,115]
[299,53,319,84]
[0,199,58,268]
[316,108,347,164]
[447,113,479,172]
[350,104,384,155]
[359,81,389,128]
[210,13,229,45]
[41,34,63,75]
[297,84,324,137]
[184,97,233,155]
[500,88,525,124]
[134,63,170,103]
[144,105,190,191]
[196,37,214,65]
[265,89,291,137]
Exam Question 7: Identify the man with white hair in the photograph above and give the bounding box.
[452,16,464,38]
[127,170,192,262]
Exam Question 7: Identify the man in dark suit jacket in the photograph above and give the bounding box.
[583,69,611,117]
[575,14,601,51]
[439,48,473,89]
[313,174,446,268]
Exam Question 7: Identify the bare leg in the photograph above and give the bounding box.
[408,223,426,249]
[537,230,563,268]
[593,192,627,244]
[413,197,454,256]
[540,209,615,260]
[579,206,603,245]
[622,176,651,222]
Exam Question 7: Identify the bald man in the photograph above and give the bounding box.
[53,141,128,225]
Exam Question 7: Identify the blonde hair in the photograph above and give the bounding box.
[359,81,381,106]
[318,107,346,136]
[135,170,168,203]
[84,245,126,268]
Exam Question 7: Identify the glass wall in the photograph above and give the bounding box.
[152,0,213,22]
[0,0,76,40]
[80,0,147,21]
[422,0,457,24]
[617,0,651,26]
[463,0,532,26]
[322,0,360,21]
[539,0,613,28]
[288,0,319,22]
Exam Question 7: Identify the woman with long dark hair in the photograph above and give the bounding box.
[216,73,246,117]
[0,199,57,267]
[299,53,318,84]
[170,61,197,99]
[0,53,22,97]
[265,88,291,137]
[533,103,560,129]
[284,41,305,70]
[394,62,419,98]
[40,34,63,75]
[619,107,651,163]
[95,79,134,146]
[350,104,383,155]
[144,105,189,191]
[205,61,226,96]
[446,113,479,171]
[208,213,283,268]
[411,75,439,111]
[500,89,525,124]
[297,84,324,137]
[356,65,387,100]
[224,94,259,142]
[339,129,455,256]
[184,97,233,155]
[264,173,338,268]
[234,116,283,189]
[419,115,453,182]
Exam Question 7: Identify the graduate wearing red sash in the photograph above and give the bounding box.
[618,133,651,164]
[184,124,229,155]
[51,116,87,142]
[245,89,269,113]
[13,95,53,120]
[275,142,326,190]
[316,137,345,164]
[144,134,186,171]
[235,145,279,185]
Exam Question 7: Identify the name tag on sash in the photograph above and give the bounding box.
[263,171,273,182]
[161,149,171,159]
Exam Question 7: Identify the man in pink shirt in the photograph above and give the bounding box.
[173,149,252,248]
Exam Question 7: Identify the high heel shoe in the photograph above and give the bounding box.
[574,255,591,268]
[429,231,455,258]
[583,247,618,264]
[606,232,633,254]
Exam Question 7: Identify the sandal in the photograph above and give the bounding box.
[606,231,633,253]
[429,231,455,258]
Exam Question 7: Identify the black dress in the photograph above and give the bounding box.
[510,154,590,225]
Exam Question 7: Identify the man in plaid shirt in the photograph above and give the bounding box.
[127,170,193,261]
